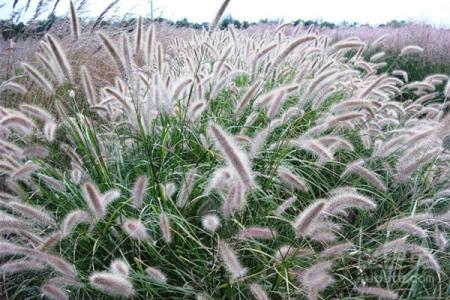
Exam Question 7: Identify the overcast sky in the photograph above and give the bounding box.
[2,0,450,26]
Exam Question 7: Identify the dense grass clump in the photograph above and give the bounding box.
[0,3,449,299]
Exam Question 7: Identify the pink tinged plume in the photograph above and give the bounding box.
[218,240,248,280]
[146,266,168,284]
[132,175,148,209]
[89,271,135,298]
[122,218,152,242]
[209,122,255,191]
[202,214,221,233]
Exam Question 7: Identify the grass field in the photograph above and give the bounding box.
[0,1,449,299]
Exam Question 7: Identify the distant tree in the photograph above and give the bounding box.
[192,23,204,29]
[154,17,166,23]
[304,20,317,27]
[293,19,304,26]
[220,15,233,29]
[320,21,335,28]
[382,20,407,28]
[1,21,25,40]
[233,19,241,29]
[35,13,58,35]
[175,18,190,28]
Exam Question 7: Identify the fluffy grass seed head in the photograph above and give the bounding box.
[356,286,399,299]
[209,122,255,191]
[293,200,325,237]
[249,283,269,300]
[201,214,221,233]
[218,240,248,280]
[41,283,69,300]
[145,266,168,284]
[122,218,152,242]
[89,271,135,298]
[110,259,130,278]
[159,212,172,244]
[132,175,148,209]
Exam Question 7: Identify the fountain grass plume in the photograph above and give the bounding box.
[209,0,232,32]
[218,240,248,280]
[89,271,135,297]
[209,122,255,191]
[132,175,148,209]
[293,200,325,237]
[69,0,80,40]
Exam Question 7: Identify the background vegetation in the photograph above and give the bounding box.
[0,1,449,299]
